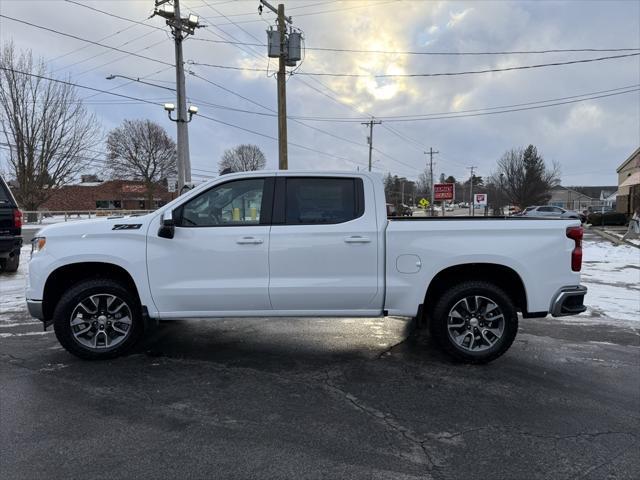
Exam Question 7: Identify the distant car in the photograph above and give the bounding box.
[445,204,455,212]
[398,204,413,216]
[386,203,398,217]
[522,206,585,222]
[0,175,22,272]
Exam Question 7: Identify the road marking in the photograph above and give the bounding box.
[0,331,52,338]
[0,321,42,328]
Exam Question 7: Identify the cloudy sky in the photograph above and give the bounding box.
[1,0,639,186]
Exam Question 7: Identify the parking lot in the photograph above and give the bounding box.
[1,234,639,479]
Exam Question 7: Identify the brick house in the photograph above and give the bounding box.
[616,146,640,215]
[40,178,175,212]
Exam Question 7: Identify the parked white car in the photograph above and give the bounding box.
[26,171,586,363]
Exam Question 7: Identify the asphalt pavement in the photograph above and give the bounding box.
[1,307,639,479]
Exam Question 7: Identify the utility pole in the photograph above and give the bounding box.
[277,4,288,169]
[362,119,382,171]
[467,166,477,216]
[262,0,299,170]
[174,0,190,188]
[153,0,200,191]
[425,148,438,216]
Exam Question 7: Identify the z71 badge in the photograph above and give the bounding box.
[112,224,142,230]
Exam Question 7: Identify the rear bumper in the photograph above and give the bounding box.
[26,299,44,320]
[0,236,22,258]
[550,286,587,317]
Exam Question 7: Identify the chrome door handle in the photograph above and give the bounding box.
[344,235,371,244]
[236,236,263,245]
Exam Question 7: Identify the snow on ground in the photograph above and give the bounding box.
[576,239,640,324]
[0,245,32,323]
[1,239,638,326]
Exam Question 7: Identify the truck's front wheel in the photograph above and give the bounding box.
[430,281,518,363]
[53,279,143,360]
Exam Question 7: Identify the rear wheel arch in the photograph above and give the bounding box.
[423,263,528,317]
[43,262,141,321]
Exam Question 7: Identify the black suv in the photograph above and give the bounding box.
[0,176,22,272]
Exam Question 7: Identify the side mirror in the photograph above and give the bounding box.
[158,209,175,239]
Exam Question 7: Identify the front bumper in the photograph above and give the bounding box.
[26,299,44,320]
[550,286,588,317]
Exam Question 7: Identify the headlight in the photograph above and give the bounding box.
[31,237,46,257]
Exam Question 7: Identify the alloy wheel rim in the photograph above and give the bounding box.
[70,294,132,350]
[446,295,505,352]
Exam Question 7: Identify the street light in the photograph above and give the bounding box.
[105,74,175,92]
[165,103,198,123]
[187,14,199,27]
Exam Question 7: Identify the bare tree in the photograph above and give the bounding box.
[487,145,560,209]
[0,43,101,215]
[218,144,266,174]
[106,119,177,207]
[416,168,431,200]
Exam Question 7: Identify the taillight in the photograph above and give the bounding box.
[566,226,583,272]
[13,209,22,229]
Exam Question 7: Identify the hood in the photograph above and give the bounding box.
[37,213,156,238]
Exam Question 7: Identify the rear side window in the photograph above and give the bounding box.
[284,178,363,225]
[0,179,12,205]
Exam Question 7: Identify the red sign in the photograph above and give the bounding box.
[434,183,455,201]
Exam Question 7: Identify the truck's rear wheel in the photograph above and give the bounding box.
[1,251,19,272]
[53,279,143,360]
[430,281,518,363]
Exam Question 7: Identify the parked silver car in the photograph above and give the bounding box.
[522,205,585,222]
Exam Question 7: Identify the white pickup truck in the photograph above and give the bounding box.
[26,171,587,363]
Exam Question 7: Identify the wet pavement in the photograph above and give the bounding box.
[1,309,639,479]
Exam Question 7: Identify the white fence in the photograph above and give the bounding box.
[22,210,155,225]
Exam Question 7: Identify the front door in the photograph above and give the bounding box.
[147,177,273,317]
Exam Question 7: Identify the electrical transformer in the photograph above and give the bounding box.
[287,32,302,62]
[267,29,281,58]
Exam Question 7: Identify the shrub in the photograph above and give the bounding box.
[587,212,628,226]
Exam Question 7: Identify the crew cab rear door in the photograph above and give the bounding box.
[268,175,382,313]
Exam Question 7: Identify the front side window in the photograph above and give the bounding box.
[285,178,360,225]
[178,178,264,227]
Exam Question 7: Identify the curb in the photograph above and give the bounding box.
[588,227,640,249]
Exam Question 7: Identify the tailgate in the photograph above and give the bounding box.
[0,208,18,236]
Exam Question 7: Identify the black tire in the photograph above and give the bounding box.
[53,278,144,360]
[1,252,19,272]
[429,280,518,364]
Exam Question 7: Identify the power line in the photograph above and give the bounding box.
[290,52,640,78]
[190,38,640,56]
[375,87,640,122]
[0,14,173,68]
[76,37,165,78]
[0,67,164,106]
[194,1,337,19]
[293,83,640,121]
[0,67,366,170]
[186,52,640,77]
[64,0,165,32]
[286,85,640,123]
[212,0,400,25]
